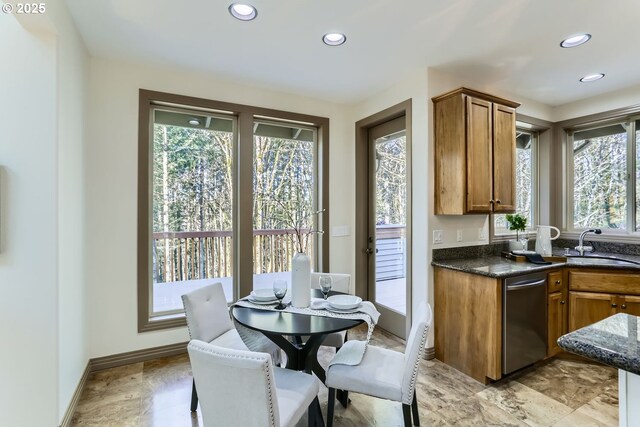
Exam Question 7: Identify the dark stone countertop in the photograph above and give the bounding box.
[431,256,563,278]
[431,251,640,278]
[557,313,640,375]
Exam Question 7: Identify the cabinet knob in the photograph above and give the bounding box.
[612,303,618,308]
[489,199,494,204]
[622,304,627,309]
[560,300,565,305]
[495,199,501,204]
[555,280,561,285]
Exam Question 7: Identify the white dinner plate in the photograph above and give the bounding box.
[325,304,361,314]
[251,289,277,302]
[247,296,279,305]
[327,295,362,310]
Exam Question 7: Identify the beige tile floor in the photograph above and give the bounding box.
[72,326,618,427]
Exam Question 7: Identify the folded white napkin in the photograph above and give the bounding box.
[310,299,380,325]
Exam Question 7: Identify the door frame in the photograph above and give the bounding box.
[354,99,412,337]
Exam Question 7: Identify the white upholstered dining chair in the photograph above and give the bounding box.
[187,340,324,427]
[325,303,432,427]
[181,282,281,411]
[310,272,352,349]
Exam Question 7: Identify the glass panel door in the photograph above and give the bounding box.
[368,116,409,338]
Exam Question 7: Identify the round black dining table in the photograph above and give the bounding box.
[231,290,363,384]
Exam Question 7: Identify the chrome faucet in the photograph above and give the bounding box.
[575,229,602,256]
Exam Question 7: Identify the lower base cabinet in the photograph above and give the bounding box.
[434,267,502,384]
[547,292,567,357]
[569,291,616,332]
[569,291,640,331]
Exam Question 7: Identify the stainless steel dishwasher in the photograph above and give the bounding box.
[503,272,547,375]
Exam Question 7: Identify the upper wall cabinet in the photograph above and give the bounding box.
[433,88,520,215]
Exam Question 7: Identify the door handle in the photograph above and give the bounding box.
[365,248,378,255]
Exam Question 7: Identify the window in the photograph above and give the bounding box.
[569,122,628,231]
[493,128,538,236]
[252,120,318,290]
[151,109,235,317]
[566,118,640,233]
[138,90,329,331]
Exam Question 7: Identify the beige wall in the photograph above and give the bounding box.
[0,14,58,426]
[552,83,640,122]
[85,58,353,358]
[350,70,430,336]
[52,2,90,422]
[0,3,89,425]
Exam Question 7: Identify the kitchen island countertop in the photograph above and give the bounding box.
[557,313,640,375]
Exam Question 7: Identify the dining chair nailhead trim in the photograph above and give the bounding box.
[181,296,195,339]
[191,343,278,427]
[405,323,429,405]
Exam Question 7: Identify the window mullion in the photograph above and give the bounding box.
[236,112,254,300]
[629,119,637,232]
[565,131,575,232]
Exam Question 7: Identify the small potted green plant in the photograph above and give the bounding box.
[506,213,528,252]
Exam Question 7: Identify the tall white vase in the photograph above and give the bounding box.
[291,252,311,308]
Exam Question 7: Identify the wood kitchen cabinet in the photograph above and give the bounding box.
[568,291,616,331]
[547,270,567,357]
[434,267,502,384]
[433,87,520,215]
[621,295,640,316]
[568,269,640,331]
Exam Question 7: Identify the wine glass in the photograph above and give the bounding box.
[319,275,332,300]
[273,279,288,310]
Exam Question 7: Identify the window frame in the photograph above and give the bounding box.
[564,116,639,237]
[490,125,539,241]
[137,89,330,332]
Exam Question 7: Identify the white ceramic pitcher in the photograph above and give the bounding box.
[535,225,560,256]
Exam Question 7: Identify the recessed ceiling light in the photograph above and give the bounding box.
[228,3,257,21]
[189,119,201,126]
[580,73,605,83]
[560,33,591,48]
[323,33,346,46]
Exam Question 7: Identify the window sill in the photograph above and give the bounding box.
[138,314,186,333]
[561,231,640,244]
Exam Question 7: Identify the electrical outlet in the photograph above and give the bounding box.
[457,229,463,242]
[433,230,443,244]
[478,227,487,241]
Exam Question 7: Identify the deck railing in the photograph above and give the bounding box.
[152,229,314,283]
[152,225,405,283]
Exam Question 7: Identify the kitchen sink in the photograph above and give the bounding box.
[566,256,640,266]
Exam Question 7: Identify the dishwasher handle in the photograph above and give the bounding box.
[506,279,546,291]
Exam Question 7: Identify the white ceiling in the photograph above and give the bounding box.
[64,0,640,106]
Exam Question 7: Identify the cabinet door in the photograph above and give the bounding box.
[547,292,567,357]
[548,271,564,294]
[621,295,640,316]
[569,291,616,331]
[492,103,516,213]
[465,96,493,213]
